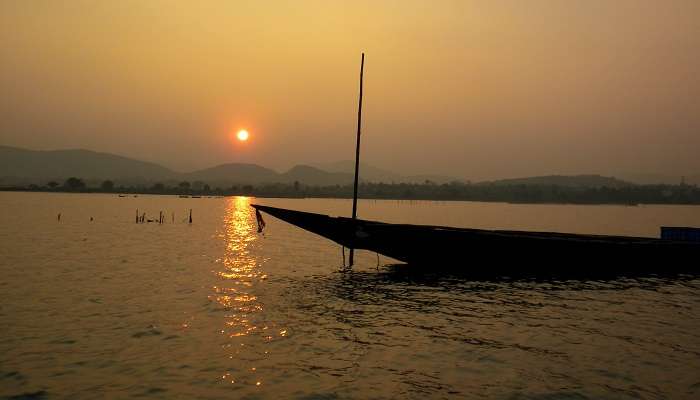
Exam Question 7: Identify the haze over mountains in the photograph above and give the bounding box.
[0,145,405,187]
[0,145,695,188]
[1,145,467,187]
[311,161,457,185]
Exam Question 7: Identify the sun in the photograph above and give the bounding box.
[236,129,249,141]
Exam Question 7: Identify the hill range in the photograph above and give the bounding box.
[1,145,691,188]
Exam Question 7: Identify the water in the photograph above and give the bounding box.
[1,192,699,399]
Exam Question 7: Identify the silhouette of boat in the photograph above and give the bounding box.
[251,204,700,276]
[251,55,699,276]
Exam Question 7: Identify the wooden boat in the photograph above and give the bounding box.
[250,56,699,277]
[251,204,700,277]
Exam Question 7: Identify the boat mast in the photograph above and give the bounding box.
[349,53,365,267]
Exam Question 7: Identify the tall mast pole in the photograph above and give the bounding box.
[349,53,365,267]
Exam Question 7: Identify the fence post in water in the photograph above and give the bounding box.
[58,213,61,221]
[189,209,192,224]
[172,211,174,223]
[136,209,138,223]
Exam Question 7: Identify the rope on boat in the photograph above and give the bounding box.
[255,209,266,233]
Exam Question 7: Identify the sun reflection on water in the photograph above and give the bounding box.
[212,196,281,388]
[213,197,265,337]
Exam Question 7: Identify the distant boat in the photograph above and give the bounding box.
[251,204,700,277]
[118,194,127,197]
[179,195,189,198]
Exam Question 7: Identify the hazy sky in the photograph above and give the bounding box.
[1,0,699,180]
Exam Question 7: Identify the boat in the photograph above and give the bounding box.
[251,204,700,277]
[251,55,699,277]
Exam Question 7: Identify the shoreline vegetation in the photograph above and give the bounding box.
[2,177,700,205]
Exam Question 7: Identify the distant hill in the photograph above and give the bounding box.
[185,163,280,186]
[312,160,403,183]
[186,164,354,187]
[311,160,459,184]
[0,146,358,187]
[1,145,668,190]
[282,165,354,186]
[0,145,175,185]
[479,175,634,188]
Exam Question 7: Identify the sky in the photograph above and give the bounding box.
[1,0,699,181]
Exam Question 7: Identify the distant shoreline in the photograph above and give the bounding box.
[2,183,699,206]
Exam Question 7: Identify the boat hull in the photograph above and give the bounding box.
[251,204,700,277]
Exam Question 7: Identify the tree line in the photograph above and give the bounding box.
[3,177,700,205]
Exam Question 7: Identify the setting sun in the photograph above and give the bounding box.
[237,129,249,141]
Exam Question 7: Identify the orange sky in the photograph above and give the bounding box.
[1,0,699,180]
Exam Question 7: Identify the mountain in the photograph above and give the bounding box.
[2,145,677,189]
[186,164,354,187]
[311,160,459,184]
[479,175,634,188]
[282,165,354,186]
[0,145,175,185]
[311,161,403,183]
[0,146,358,187]
[185,163,280,186]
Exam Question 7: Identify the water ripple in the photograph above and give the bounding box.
[2,193,699,399]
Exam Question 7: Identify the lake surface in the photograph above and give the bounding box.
[1,192,699,399]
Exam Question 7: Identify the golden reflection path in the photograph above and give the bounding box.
[211,196,281,388]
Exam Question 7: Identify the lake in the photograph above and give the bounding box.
[1,192,699,399]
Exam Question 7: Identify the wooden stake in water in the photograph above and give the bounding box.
[189,209,192,224]
[349,52,365,267]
